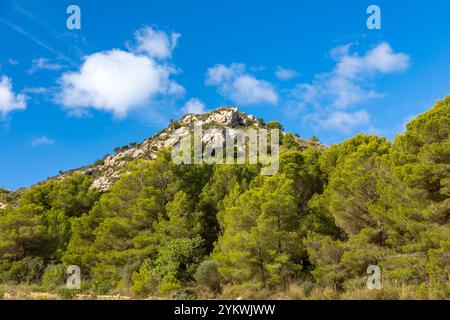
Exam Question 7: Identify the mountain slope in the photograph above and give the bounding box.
[61,106,325,191]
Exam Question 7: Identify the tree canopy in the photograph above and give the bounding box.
[0,96,448,299]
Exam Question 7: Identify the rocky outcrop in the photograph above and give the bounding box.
[88,107,262,190]
[64,106,325,191]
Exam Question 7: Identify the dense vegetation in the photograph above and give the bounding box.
[0,96,448,299]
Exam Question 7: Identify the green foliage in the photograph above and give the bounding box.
[131,259,158,297]
[0,96,448,299]
[58,288,79,300]
[132,237,204,297]
[302,97,450,298]
[214,174,304,286]
[194,260,222,293]
[0,256,45,284]
[41,264,65,291]
[266,121,284,131]
[0,174,100,267]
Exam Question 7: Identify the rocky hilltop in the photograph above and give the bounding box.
[60,107,326,191]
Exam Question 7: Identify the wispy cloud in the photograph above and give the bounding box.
[316,110,370,134]
[287,42,410,134]
[31,135,55,147]
[8,58,19,65]
[23,86,49,94]
[0,18,76,66]
[275,66,298,81]
[28,58,63,74]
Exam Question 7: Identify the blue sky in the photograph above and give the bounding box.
[0,0,449,190]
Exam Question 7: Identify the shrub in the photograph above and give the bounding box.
[158,273,182,297]
[266,121,283,131]
[4,257,45,284]
[221,282,271,300]
[42,264,65,292]
[58,288,79,300]
[92,264,121,295]
[93,159,104,166]
[194,260,221,293]
[131,260,158,297]
[282,283,307,300]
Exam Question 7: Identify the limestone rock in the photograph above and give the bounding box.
[54,106,324,191]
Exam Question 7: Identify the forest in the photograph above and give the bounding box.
[0,96,448,300]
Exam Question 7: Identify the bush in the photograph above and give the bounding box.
[221,282,271,300]
[92,264,121,295]
[58,288,79,300]
[194,260,221,293]
[171,287,198,300]
[158,273,182,296]
[131,260,158,297]
[42,264,65,292]
[152,237,204,285]
[93,159,104,166]
[266,121,283,131]
[277,283,307,300]
[3,257,45,284]
[0,288,4,299]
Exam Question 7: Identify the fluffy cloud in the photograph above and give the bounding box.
[289,42,410,133]
[31,135,55,147]
[131,26,180,59]
[333,42,409,80]
[28,58,62,74]
[206,63,278,106]
[318,110,370,134]
[314,42,409,110]
[58,27,184,117]
[0,75,26,117]
[181,98,206,114]
[275,66,298,81]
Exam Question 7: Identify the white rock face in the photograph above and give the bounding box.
[53,106,325,191]
[87,107,257,191]
[0,202,7,209]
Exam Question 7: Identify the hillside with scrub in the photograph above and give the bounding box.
[0,96,448,300]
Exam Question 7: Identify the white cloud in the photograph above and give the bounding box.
[333,42,409,79]
[275,66,298,81]
[8,58,19,65]
[57,27,184,118]
[31,135,54,147]
[0,75,26,117]
[131,26,180,59]
[181,98,206,114]
[317,42,409,109]
[318,110,370,134]
[23,87,49,94]
[28,58,62,74]
[364,42,410,73]
[206,63,278,106]
[289,42,410,134]
[0,18,76,66]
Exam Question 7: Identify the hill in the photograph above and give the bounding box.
[60,106,325,191]
[0,96,448,300]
